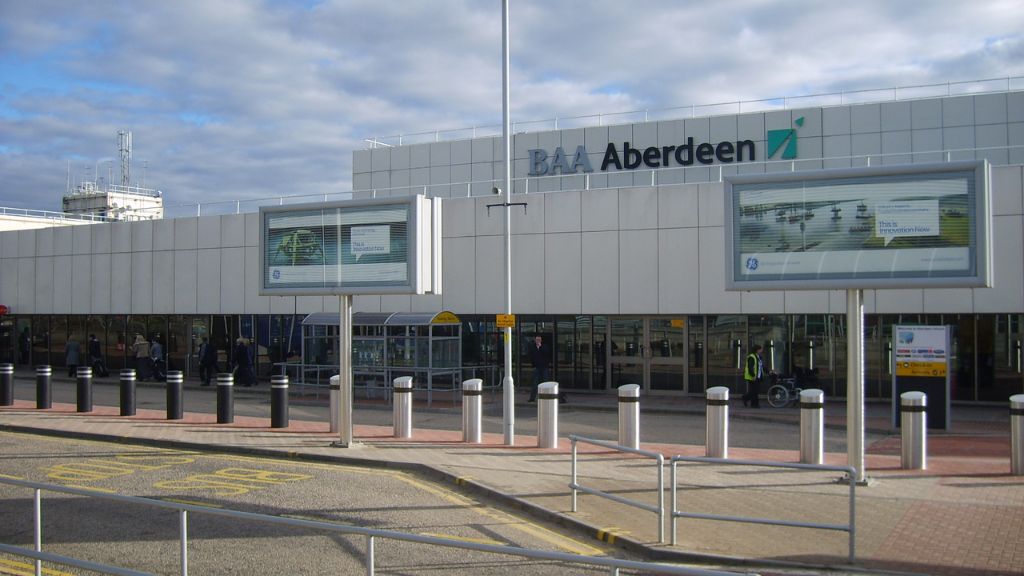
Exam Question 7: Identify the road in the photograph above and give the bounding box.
[0,430,627,575]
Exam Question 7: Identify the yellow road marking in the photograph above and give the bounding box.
[62,484,116,493]
[0,557,73,576]
[420,532,505,546]
[0,473,24,480]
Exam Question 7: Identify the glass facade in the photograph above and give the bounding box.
[1,312,1021,402]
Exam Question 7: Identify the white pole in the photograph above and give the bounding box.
[338,294,353,446]
[501,0,515,446]
[846,289,866,483]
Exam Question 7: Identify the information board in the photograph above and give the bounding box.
[724,161,990,290]
[260,195,441,295]
[891,325,951,430]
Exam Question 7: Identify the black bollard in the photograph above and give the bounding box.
[0,363,13,406]
[217,373,234,424]
[166,370,183,420]
[76,366,93,412]
[120,369,137,416]
[36,365,52,409]
[271,374,289,428]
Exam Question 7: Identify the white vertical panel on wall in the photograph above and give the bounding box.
[130,251,153,313]
[221,215,245,247]
[36,228,54,257]
[17,259,35,313]
[197,216,221,249]
[511,234,544,313]
[53,228,72,255]
[411,294,442,313]
[91,223,112,254]
[153,219,175,250]
[111,222,131,253]
[109,253,131,313]
[131,220,154,252]
[174,217,199,250]
[441,237,475,314]
[1,232,19,259]
[71,255,91,313]
[18,229,36,258]
[380,295,412,312]
[152,252,175,313]
[544,232,582,314]
[173,251,198,314]
[219,247,245,314]
[697,227,740,313]
[244,245,269,315]
[91,254,112,314]
[474,235,503,313]
[581,231,618,313]
[658,228,699,313]
[0,259,16,306]
[619,230,658,314]
[52,256,72,313]
[72,226,91,256]
[975,215,1024,312]
[35,256,54,313]
[196,249,221,312]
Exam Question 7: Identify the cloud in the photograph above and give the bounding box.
[0,0,1021,210]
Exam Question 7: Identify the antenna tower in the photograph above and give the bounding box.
[118,130,132,187]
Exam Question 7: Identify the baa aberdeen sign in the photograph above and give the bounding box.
[527,117,803,176]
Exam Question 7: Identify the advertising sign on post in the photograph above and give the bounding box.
[724,160,990,290]
[892,325,951,430]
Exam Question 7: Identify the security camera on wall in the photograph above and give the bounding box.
[492,186,501,195]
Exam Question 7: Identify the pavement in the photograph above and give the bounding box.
[1,371,1022,576]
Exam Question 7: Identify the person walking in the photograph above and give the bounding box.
[233,337,256,387]
[743,344,764,408]
[198,337,217,386]
[527,335,550,402]
[65,337,81,377]
[150,336,165,382]
[131,334,151,381]
[88,334,109,377]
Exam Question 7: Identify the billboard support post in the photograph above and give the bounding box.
[847,289,866,484]
[335,294,353,447]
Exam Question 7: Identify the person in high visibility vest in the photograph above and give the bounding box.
[743,344,764,408]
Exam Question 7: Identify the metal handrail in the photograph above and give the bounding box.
[364,76,1024,147]
[0,476,744,576]
[670,456,856,563]
[569,434,666,543]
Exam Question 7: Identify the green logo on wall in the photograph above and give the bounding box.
[766,116,804,160]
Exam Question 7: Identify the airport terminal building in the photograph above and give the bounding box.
[1,82,1023,404]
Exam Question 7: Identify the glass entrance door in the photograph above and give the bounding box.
[607,317,687,392]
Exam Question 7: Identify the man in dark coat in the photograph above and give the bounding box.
[198,337,217,386]
[527,335,550,402]
[88,334,109,377]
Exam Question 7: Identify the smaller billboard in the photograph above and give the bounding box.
[260,195,441,296]
[724,161,990,290]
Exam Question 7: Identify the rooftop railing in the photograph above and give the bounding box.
[363,76,1024,149]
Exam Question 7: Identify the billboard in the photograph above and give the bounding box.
[724,161,990,290]
[260,195,441,295]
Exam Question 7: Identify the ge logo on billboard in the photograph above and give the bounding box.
[272,269,281,280]
[745,257,759,271]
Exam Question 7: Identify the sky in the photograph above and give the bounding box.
[1,0,1022,212]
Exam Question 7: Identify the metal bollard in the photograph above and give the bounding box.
[799,388,824,464]
[120,369,137,416]
[36,365,52,409]
[462,378,482,443]
[0,363,13,406]
[706,386,729,458]
[618,383,640,449]
[537,381,559,449]
[1011,394,1024,476]
[76,366,93,413]
[165,370,183,420]
[900,391,927,470]
[217,373,234,424]
[271,375,289,429]
[329,375,340,434]
[393,376,413,439]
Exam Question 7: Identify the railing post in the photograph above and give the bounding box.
[0,363,13,406]
[217,373,234,424]
[35,365,52,409]
[76,367,93,412]
[166,370,184,420]
[571,438,578,512]
[365,535,375,576]
[329,374,340,433]
[179,509,189,576]
[34,488,41,576]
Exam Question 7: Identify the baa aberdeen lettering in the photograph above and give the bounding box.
[528,138,755,176]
